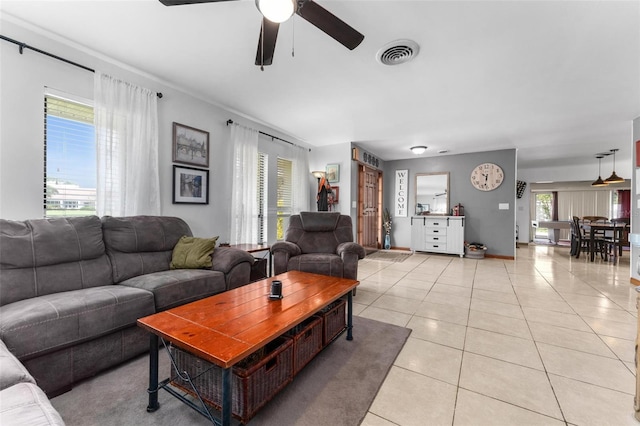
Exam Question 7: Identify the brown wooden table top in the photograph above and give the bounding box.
[137,270,358,369]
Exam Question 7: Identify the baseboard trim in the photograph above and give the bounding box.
[630,277,640,287]
[485,254,515,260]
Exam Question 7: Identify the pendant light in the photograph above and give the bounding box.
[591,155,608,187]
[604,148,624,183]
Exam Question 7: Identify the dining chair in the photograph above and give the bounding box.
[602,218,630,260]
[574,216,606,260]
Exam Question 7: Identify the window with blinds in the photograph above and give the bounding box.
[276,157,293,240]
[44,94,96,218]
[257,152,267,243]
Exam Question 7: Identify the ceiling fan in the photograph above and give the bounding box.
[159,0,364,68]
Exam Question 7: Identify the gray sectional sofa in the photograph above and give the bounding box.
[0,215,254,425]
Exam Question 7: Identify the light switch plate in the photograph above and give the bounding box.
[499,203,509,210]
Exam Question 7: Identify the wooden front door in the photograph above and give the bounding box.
[358,165,380,249]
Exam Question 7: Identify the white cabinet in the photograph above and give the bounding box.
[411,216,465,257]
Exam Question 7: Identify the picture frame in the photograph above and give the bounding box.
[329,186,339,203]
[173,165,209,204]
[173,122,209,167]
[326,164,340,183]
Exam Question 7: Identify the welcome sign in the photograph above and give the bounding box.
[395,170,408,217]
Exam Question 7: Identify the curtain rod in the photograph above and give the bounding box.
[1,34,163,99]
[226,119,310,151]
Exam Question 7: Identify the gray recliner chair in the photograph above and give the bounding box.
[271,212,366,280]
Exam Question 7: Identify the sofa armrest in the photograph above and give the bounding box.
[211,247,254,275]
[211,247,254,290]
[0,340,35,391]
[337,242,366,259]
[271,241,301,275]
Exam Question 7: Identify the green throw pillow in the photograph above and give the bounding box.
[170,236,219,270]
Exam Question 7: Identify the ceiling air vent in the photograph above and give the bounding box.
[376,39,420,66]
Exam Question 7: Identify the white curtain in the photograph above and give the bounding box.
[290,144,310,214]
[230,124,259,245]
[94,71,160,216]
[557,190,611,240]
[557,190,611,221]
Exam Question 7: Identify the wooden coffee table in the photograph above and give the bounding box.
[137,270,359,425]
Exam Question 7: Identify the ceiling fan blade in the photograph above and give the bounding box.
[296,0,364,50]
[255,18,280,67]
[159,0,234,6]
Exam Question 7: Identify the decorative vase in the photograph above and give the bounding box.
[384,234,391,250]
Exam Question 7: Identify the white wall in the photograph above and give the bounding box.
[308,142,352,215]
[0,19,310,243]
[631,117,640,281]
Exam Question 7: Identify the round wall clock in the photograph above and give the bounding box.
[470,163,504,191]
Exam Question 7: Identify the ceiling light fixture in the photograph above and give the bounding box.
[255,0,297,23]
[591,155,608,187]
[604,148,624,183]
[311,170,326,179]
[410,146,427,155]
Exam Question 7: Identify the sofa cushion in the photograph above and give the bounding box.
[102,216,192,283]
[287,253,344,278]
[170,236,218,270]
[0,339,35,391]
[0,286,155,359]
[118,269,226,311]
[0,382,65,426]
[0,216,113,307]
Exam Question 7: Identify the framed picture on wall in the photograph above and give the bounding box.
[173,122,209,167]
[173,165,209,204]
[329,186,339,203]
[326,164,340,183]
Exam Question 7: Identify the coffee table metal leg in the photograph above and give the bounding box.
[221,367,231,426]
[147,334,160,412]
[347,291,354,341]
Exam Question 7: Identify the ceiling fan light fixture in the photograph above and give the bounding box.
[410,146,427,155]
[255,0,297,23]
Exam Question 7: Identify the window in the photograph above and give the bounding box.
[276,157,293,240]
[257,152,268,243]
[44,94,96,217]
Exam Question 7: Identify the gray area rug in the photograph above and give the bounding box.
[365,250,412,262]
[51,316,411,426]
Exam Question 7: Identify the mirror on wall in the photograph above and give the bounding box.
[415,172,450,215]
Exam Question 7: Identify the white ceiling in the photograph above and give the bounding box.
[2,0,639,168]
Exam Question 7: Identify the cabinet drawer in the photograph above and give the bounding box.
[425,219,446,227]
[425,227,447,236]
[426,235,445,243]
[425,242,447,252]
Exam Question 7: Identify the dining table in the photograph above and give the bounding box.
[585,222,629,262]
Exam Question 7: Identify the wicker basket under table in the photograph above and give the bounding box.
[169,337,293,424]
[285,316,323,375]
[318,298,347,346]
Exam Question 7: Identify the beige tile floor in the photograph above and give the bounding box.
[355,245,638,426]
